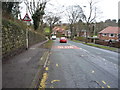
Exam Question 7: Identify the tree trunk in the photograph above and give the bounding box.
[85,23,90,43]
[70,24,74,40]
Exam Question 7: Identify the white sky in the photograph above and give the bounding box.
[20,0,119,23]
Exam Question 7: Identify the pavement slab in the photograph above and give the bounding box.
[2,41,49,88]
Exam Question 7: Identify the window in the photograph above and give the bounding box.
[102,33,107,36]
[118,34,120,38]
[109,34,115,37]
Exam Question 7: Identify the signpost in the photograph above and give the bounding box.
[22,13,31,49]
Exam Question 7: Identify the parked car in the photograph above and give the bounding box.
[51,35,56,40]
[60,37,67,43]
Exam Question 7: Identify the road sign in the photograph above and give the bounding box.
[22,13,31,21]
[22,13,31,49]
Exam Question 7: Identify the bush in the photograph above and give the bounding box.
[74,37,86,42]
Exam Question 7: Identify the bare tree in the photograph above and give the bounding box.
[2,1,22,19]
[66,5,84,40]
[24,0,48,30]
[44,12,60,38]
[82,0,100,43]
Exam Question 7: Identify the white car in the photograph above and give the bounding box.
[51,35,56,40]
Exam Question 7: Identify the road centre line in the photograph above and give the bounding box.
[91,70,95,73]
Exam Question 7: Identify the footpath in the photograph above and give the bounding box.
[2,40,50,88]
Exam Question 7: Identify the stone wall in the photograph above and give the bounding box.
[2,18,46,60]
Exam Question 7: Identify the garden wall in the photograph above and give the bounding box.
[2,18,46,60]
[95,40,120,48]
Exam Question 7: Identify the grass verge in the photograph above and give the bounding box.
[72,40,118,52]
[39,40,54,49]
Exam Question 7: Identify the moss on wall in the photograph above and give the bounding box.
[2,18,46,60]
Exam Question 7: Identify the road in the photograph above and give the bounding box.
[41,38,119,88]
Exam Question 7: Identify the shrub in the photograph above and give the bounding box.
[74,37,86,41]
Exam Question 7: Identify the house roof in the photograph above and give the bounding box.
[99,26,120,34]
[53,27,65,32]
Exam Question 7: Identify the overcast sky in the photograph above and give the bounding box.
[20,0,119,23]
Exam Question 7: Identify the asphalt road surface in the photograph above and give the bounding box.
[42,38,119,88]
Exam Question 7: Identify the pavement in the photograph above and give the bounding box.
[39,38,119,89]
[2,40,49,88]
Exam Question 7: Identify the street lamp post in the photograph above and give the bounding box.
[93,22,96,43]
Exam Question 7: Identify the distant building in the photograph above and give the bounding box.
[98,26,120,41]
[77,29,90,37]
[52,27,65,35]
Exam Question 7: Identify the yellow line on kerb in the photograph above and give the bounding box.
[107,85,111,88]
[102,80,106,84]
[38,72,48,89]
[45,67,49,71]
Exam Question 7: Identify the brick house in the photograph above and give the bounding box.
[78,29,90,37]
[52,27,65,35]
[98,26,120,41]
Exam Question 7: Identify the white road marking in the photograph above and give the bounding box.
[103,58,106,61]
[91,70,95,73]
[44,53,50,68]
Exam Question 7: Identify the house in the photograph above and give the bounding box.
[98,26,120,41]
[77,29,90,37]
[52,27,65,35]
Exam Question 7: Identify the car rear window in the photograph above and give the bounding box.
[52,36,56,38]
[60,37,66,39]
